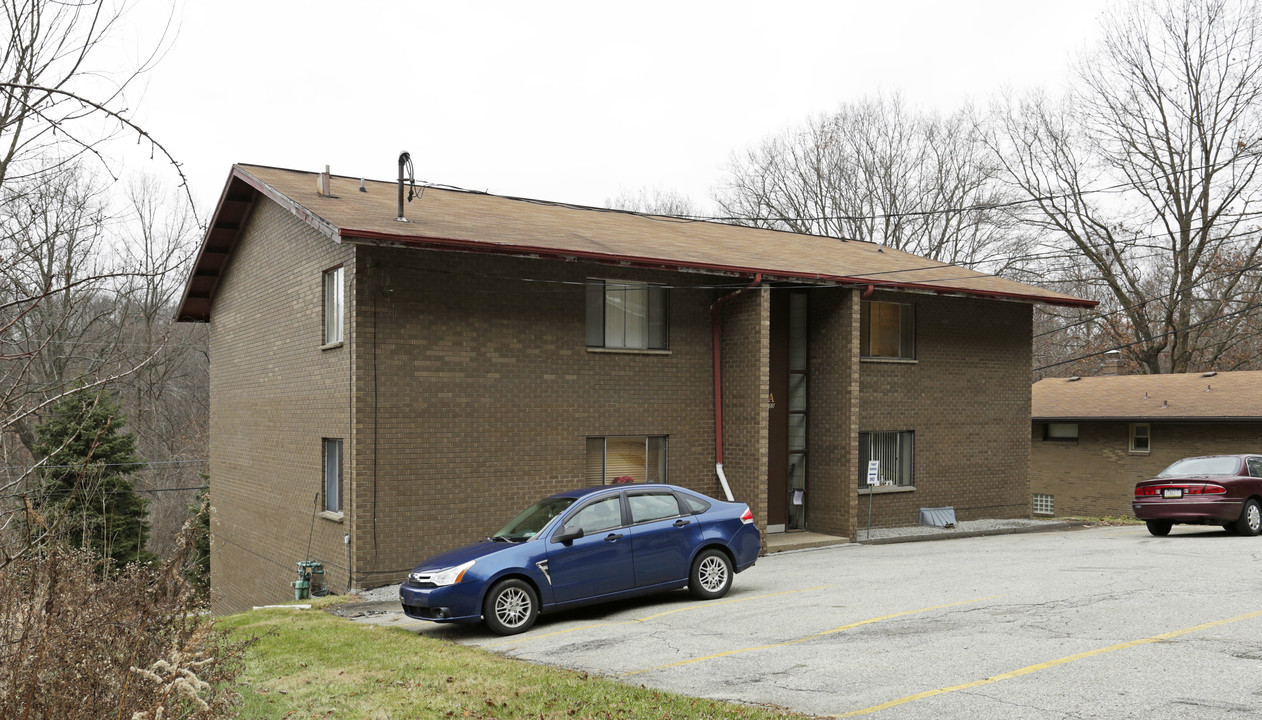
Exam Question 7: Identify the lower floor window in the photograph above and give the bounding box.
[858,431,914,488]
[585,436,667,485]
[1033,493,1054,515]
[323,438,343,513]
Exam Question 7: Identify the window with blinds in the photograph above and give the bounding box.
[585,436,667,485]
[586,279,668,350]
[857,431,914,488]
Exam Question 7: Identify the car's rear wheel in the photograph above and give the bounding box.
[1145,520,1173,536]
[1234,499,1262,537]
[688,548,732,600]
[483,578,538,635]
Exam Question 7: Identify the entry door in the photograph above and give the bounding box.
[768,291,809,534]
[768,293,790,532]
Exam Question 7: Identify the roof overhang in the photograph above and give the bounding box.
[177,164,1098,322]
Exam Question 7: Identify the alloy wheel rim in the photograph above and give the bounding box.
[699,556,728,592]
[1249,504,1261,532]
[495,588,530,627]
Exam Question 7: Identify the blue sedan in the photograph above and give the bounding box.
[399,483,761,634]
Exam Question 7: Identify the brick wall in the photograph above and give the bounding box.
[1031,421,1262,517]
[806,287,859,538]
[716,287,770,534]
[349,248,722,584]
[208,200,355,615]
[855,291,1033,529]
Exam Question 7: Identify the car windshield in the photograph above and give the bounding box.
[1157,456,1240,477]
[490,496,577,542]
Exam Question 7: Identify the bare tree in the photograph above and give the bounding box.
[994,0,1262,374]
[605,186,702,217]
[716,95,1032,274]
[0,0,185,193]
[0,0,196,565]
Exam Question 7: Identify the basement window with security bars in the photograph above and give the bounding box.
[858,431,914,488]
[586,279,668,350]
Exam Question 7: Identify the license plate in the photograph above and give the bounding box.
[1163,488,1183,499]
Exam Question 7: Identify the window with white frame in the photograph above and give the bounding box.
[586,279,668,350]
[585,436,667,484]
[323,438,343,513]
[858,431,914,488]
[860,300,914,359]
[323,266,345,345]
[1033,493,1054,516]
[1130,423,1150,453]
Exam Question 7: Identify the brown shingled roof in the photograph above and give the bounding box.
[177,163,1094,321]
[1032,371,1262,421]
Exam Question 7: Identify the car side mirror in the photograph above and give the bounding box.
[554,527,584,544]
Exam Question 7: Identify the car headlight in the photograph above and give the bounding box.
[429,559,476,586]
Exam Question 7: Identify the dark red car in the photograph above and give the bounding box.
[1133,454,1262,537]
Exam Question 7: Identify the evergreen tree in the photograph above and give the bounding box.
[33,391,155,567]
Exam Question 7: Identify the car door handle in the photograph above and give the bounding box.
[605,533,623,542]
[673,519,691,528]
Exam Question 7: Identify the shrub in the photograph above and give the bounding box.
[0,510,255,718]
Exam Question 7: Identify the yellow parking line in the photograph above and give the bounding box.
[484,585,830,648]
[835,608,1262,717]
[622,595,1002,677]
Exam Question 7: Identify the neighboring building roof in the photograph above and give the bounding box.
[1032,371,1262,422]
[177,163,1095,322]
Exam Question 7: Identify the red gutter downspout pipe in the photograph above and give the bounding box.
[711,273,763,502]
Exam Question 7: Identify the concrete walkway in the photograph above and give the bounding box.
[764,517,1087,553]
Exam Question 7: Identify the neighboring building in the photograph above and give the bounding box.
[1031,371,1262,518]
[178,163,1091,613]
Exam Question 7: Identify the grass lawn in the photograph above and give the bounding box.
[220,600,812,720]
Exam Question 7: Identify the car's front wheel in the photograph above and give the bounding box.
[688,548,733,600]
[1145,519,1173,536]
[483,578,538,635]
[1234,499,1262,537]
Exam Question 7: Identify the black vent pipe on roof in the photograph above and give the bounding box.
[397,151,414,223]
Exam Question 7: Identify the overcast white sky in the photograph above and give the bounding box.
[116,0,1110,217]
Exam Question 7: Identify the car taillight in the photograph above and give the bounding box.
[1190,484,1227,494]
[740,506,754,524]
[1136,483,1228,496]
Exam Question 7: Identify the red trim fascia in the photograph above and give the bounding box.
[710,274,763,466]
[340,228,1097,308]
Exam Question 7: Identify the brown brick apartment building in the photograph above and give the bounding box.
[178,163,1092,613]
[1032,371,1262,518]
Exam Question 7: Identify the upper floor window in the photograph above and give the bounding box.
[586,279,667,350]
[323,266,345,345]
[860,300,914,359]
[1129,423,1150,454]
[1044,423,1079,441]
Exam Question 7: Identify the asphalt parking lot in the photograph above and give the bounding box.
[366,524,1262,718]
